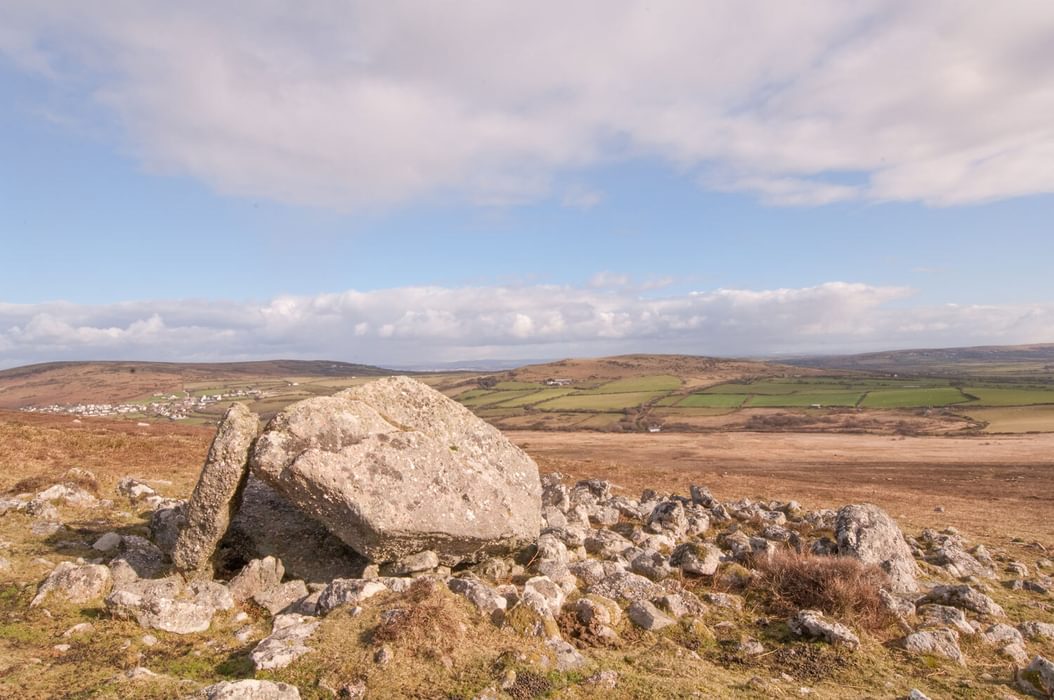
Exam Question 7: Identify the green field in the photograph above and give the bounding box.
[676,393,748,408]
[445,370,1054,433]
[964,405,1054,433]
[859,387,969,408]
[492,387,574,407]
[961,386,1054,406]
[746,391,864,407]
[536,391,667,411]
[457,389,535,407]
[578,375,683,394]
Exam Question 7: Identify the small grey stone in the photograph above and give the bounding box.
[917,585,1004,617]
[980,623,1024,647]
[31,562,112,607]
[93,532,122,552]
[251,614,320,671]
[627,600,675,631]
[316,579,388,616]
[229,556,284,603]
[788,610,859,649]
[546,638,588,671]
[1017,655,1054,698]
[900,628,965,666]
[198,679,302,699]
[384,550,440,576]
[448,577,507,624]
[1019,621,1054,640]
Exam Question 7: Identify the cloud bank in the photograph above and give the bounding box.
[2,283,1052,369]
[3,2,1054,209]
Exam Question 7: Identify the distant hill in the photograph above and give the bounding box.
[0,360,394,409]
[784,343,1054,377]
[500,353,819,389]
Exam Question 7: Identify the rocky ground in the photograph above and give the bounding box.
[1,378,1053,699]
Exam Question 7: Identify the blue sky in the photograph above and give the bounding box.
[2,2,1053,367]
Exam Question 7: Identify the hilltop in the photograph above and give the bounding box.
[0,360,394,414]
[786,343,1054,379]
[3,345,1054,434]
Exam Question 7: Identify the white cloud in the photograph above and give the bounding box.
[562,184,605,210]
[2,2,1054,209]
[1,282,1051,369]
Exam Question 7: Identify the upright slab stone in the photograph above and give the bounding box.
[251,376,542,564]
[171,403,259,573]
[836,503,919,594]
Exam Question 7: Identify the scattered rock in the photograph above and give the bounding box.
[917,604,975,636]
[587,571,663,604]
[670,541,722,576]
[62,622,93,637]
[251,614,320,670]
[250,377,542,564]
[149,499,187,555]
[835,504,919,594]
[917,585,1004,617]
[900,628,965,666]
[625,599,673,630]
[546,638,588,670]
[92,532,122,552]
[447,576,508,624]
[31,562,112,607]
[106,576,232,634]
[316,579,388,616]
[788,610,860,649]
[171,404,259,572]
[255,580,310,616]
[1017,655,1054,698]
[980,623,1024,647]
[383,550,440,576]
[583,669,619,689]
[229,556,284,602]
[195,679,302,699]
[112,535,167,579]
[1020,621,1054,641]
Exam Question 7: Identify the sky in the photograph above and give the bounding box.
[2,1,1054,368]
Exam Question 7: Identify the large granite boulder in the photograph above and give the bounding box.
[250,376,542,564]
[835,503,919,594]
[171,404,258,573]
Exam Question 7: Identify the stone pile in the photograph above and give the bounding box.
[11,375,1054,699]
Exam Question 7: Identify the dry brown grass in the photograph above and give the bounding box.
[370,579,466,660]
[0,411,212,497]
[751,551,894,632]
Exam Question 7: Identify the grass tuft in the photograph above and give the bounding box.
[370,579,464,660]
[751,551,894,632]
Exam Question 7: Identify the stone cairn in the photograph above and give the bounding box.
[15,376,1054,700]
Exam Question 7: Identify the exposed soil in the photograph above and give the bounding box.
[509,430,1054,544]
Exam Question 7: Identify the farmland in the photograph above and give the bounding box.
[443,365,1054,434]
[5,351,1054,435]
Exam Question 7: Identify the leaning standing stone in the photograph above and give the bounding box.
[171,404,259,573]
